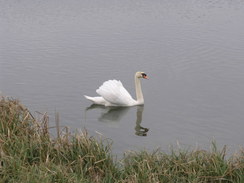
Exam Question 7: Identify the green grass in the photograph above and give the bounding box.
[0,98,243,183]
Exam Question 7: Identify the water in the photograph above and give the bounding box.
[1,0,244,156]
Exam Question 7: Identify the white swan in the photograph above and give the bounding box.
[84,71,148,106]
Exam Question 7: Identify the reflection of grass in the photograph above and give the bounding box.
[1,98,244,183]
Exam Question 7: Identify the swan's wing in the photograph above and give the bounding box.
[96,80,135,106]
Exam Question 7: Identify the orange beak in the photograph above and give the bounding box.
[143,75,148,79]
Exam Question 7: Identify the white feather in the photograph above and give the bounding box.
[96,80,135,106]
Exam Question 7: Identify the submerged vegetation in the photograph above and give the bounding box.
[0,98,243,182]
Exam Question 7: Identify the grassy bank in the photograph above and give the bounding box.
[0,98,243,182]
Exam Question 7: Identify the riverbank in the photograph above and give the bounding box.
[0,98,243,182]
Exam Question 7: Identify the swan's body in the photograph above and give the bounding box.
[84,72,148,106]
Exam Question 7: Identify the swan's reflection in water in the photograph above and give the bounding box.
[135,106,149,136]
[86,105,129,122]
[86,105,149,136]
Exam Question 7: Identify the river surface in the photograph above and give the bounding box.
[1,0,244,156]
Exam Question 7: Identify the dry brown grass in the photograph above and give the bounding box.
[0,98,243,183]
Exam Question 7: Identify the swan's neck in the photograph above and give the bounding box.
[135,76,144,104]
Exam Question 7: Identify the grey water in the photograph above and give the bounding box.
[1,0,244,156]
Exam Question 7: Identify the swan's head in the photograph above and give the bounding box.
[135,71,148,79]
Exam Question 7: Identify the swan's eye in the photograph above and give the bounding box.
[141,73,148,79]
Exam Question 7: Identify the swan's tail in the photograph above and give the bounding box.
[84,95,97,103]
[84,95,106,105]
[84,95,93,101]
